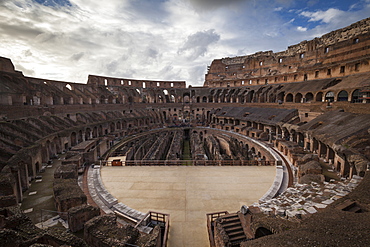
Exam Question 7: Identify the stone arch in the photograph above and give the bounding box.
[325,91,334,102]
[337,90,348,101]
[286,93,293,102]
[316,92,323,102]
[93,126,98,138]
[110,122,115,133]
[277,92,285,103]
[70,132,77,146]
[183,93,190,103]
[295,93,302,103]
[85,128,92,140]
[41,145,48,163]
[53,136,62,154]
[351,89,361,103]
[305,92,314,102]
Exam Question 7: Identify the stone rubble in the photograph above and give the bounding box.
[253,175,363,218]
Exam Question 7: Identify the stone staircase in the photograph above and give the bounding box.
[219,213,247,246]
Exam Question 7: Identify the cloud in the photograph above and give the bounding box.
[186,0,250,11]
[70,52,84,61]
[274,7,283,11]
[178,29,220,60]
[297,26,307,32]
[300,8,345,23]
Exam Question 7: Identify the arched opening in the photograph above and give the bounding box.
[316,92,323,102]
[202,96,207,103]
[351,89,361,103]
[305,92,314,102]
[70,132,77,146]
[286,93,293,102]
[337,90,348,101]
[247,90,254,103]
[325,91,334,102]
[93,127,98,138]
[110,122,115,133]
[255,227,273,239]
[277,92,285,103]
[85,128,91,141]
[183,93,190,103]
[295,93,302,103]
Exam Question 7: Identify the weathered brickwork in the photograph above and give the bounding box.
[205,17,370,88]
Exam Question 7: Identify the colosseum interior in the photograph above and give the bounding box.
[0,17,370,247]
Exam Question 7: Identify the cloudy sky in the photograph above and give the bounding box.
[0,0,369,86]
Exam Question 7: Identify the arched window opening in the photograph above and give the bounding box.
[295,93,302,103]
[352,89,361,103]
[337,90,348,101]
[316,92,323,102]
[305,92,314,102]
[325,91,334,102]
[286,93,293,102]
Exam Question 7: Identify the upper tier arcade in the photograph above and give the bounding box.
[204,17,370,87]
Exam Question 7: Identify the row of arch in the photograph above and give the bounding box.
[5,81,366,106]
[198,88,363,104]
[210,114,358,178]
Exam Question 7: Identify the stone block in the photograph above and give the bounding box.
[68,205,100,233]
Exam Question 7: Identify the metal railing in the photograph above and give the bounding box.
[206,211,229,247]
[135,211,170,247]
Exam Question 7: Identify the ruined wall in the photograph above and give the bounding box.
[0,206,88,246]
[67,205,100,233]
[83,214,159,247]
[87,74,186,88]
[205,17,370,87]
[53,178,87,215]
[0,57,16,73]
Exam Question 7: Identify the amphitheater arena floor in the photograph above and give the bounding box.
[101,165,276,247]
